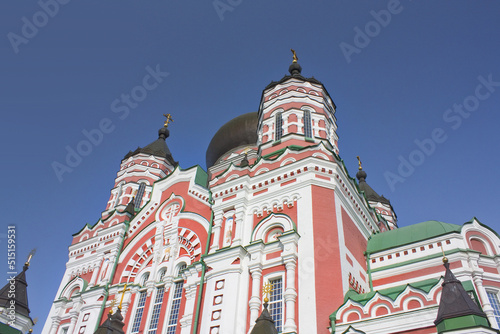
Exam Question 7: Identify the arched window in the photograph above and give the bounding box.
[140,272,150,286]
[147,287,165,334]
[69,286,80,299]
[176,263,187,277]
[134,183,146,209]
[130,272,151,333]
[275,112,283,141]
[303,110,312,138]
[158,268,167,282]
[165,264,187,334]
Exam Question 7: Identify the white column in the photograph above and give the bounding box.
[180,283,197,333]
[473,274,498,329]
[210,212,223,253]
[248,266,262,330]
[66,311,78,334]
[283,258,298,333]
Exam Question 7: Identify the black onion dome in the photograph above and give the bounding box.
[206,112,258,168]
[123,127,177,166]
[356,169,367,181]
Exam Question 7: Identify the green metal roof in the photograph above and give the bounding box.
[367,220,462,253]
[330,278,441,321]
[0,323,23,334]
[346,278,440,306]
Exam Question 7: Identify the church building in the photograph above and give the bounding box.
[41,54,500,334]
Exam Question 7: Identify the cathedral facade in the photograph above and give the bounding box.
[41,58,500,334]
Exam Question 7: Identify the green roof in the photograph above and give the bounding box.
[330,278,441,321]
[347,278,440,306]
[0,323,23,334]
[367,220,462,253]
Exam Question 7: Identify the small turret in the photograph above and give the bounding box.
[434,257,496,333]
[356,157,397,230]
[0,250,35,334]
[103,115,177,216]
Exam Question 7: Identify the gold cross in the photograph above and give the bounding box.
[118,284,130,309]
[163,114,174,128]
[357,156,362,170]
[262,283,273,303]
[291,49,298,63]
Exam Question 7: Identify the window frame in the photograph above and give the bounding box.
[130,290,148,334]
[264,272,285,333]
[164,263,187,334]
[147,286,165,334]
[303,109,312,138]
[134,183,147,209]
[275,111,283,141]
[486,289,500,328]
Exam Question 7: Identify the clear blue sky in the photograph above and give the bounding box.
[1,0,499,329]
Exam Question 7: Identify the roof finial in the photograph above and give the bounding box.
[357,156,363,170]
[291,49,298,63]
[163,113,174,128]
[118,284,130,310]
[25,248,36,267]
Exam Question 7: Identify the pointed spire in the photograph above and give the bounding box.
[250,283,279,334]
[0,252,33,321]
[124,197,135,216]
[250,302,279,334]
[434,257,491,332]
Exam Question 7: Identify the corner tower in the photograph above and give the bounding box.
[356,158,397,230]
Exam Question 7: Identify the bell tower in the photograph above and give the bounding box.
[258,50,339,157]
[102,115,177,220]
